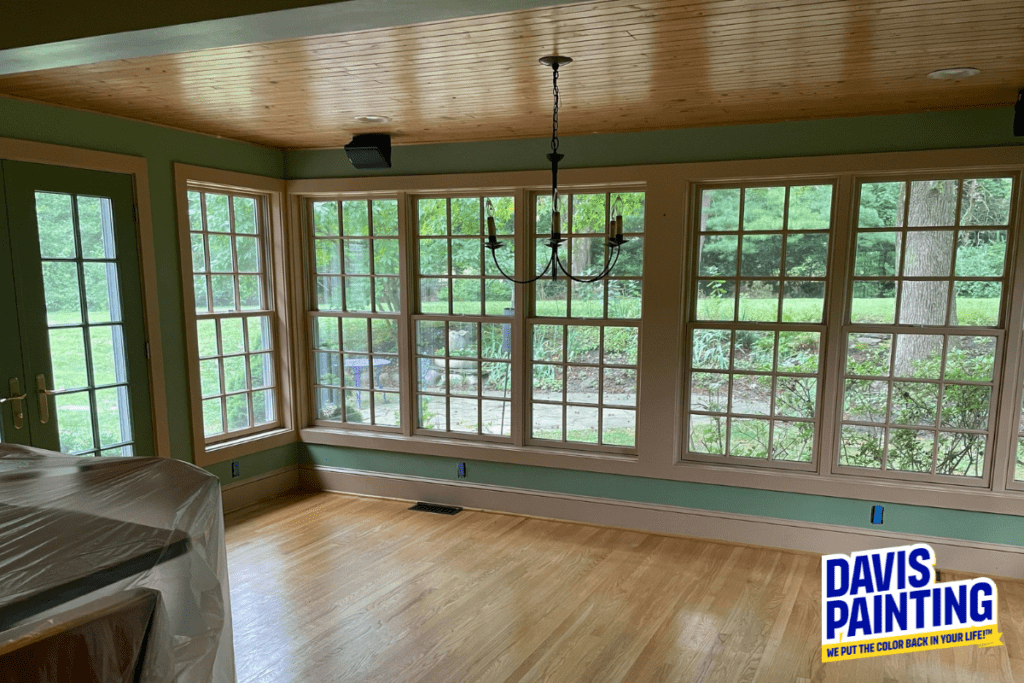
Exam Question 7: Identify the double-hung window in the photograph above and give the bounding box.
[528,190,644,451]
[686,183,834,468]
[176,166,292,464]
[839,176,1014,484]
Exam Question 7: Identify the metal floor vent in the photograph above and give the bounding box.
[409,502,463,515]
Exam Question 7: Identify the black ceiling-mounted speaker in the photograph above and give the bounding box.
[344,133,392,169]
[1015,90,1024,137]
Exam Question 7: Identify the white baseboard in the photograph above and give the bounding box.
[299,464,1024,580]
[221,465,300,513]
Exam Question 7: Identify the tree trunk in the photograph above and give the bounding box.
[894,180,957,376]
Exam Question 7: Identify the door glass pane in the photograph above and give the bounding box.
[35,191,137,457]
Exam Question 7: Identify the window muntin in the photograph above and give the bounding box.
[851,178,1011,327]
[839,177,1014,483]
[417,196,514,316]
[533,192,644,319]
[312,199,400,314]
[188,189,279,441]
[414,319,511,436]
[840,332,997,479]
[686,183,833,467]
[310,198,401,429]
[312,316,401,427]
[530,323,638,447]
[413,195,515,438]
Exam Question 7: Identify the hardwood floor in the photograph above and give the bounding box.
[225,492,1024,682]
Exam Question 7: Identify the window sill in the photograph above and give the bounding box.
[195,428,296,467]
[300,426,639,474]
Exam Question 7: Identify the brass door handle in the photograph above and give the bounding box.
[2,378,26,429]
[36,374,53,424]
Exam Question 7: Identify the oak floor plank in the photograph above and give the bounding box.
[225,492,1024,683]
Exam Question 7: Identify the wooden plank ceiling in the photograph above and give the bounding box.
[0,0,1020,149]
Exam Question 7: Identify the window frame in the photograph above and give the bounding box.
[174,164,295,466]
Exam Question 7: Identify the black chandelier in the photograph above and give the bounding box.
[485,55,628,284]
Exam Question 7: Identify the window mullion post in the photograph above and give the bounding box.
[396,191,416,438]
[992,172,1024,491]
[819,175,855,478]
[510,188,529,447]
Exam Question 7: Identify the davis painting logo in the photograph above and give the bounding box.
[822,543,1001,662]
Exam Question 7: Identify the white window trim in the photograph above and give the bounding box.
[174,164,295,466]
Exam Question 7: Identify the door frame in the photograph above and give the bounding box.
[0,137,169,459]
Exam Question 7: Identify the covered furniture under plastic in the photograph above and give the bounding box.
[0,443,235,683]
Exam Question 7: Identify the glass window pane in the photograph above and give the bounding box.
[374,239,399,275]
[211,275,236,312]
[200,359,222,397]
[42,261,82,325]
[253,389,275,426]
[902,230,953,277]
[49,327,88,390]
[203,398,225,437]
[233,196,257,234]
[603,368,636,406]
[778,331,819,373]
[740,234,781,277]
[342,200,369,236]
[689,414,726,454]
[692,329,731,370]
[840,425,883,468]
[893,334,943,379]
[700,189,740,231]
[205,194,231,232]
[313,201,339,236]
[250,353,274,389]
[223,356,247,393]
[946,336,996,381]
[248,315,273,352]
[602,409,635,446]
[603,327,638,365]
[784,233,828,277]
[226,394,250,431]
[956,230,1006,277]
[95,386,129,447]
[742,187,785,231]
[343,239,371,274]
[194,275,210,312]
[955,282,1000,327]
[451,198,481,235]
[851,280,895,324]
[35,192,75,259]
[78,196,115,259]
[316,276,342,310]
[776,377,816,418]
[897,281,948,326]
[854,232,898,277]
[782,281,824,324]
[565,406,598,443]
[343,277,370,311]
[90,325,123,386]
[236,236,260,273]
[221,318,244,354]
[846,333,892,377]
[372,200,399,236]
[56,391,94,454]
[418,198,447,235]
[83,262,120,324]
[191,234,206,272]
[787,185,832,231]
[908,180,957,227]
[737,281,778,322]
[690,372,729,413]
[858,182,904,228]
[843,379,889,423]
[961,178,1012,226]
[188,191,203,231]
[772,421,814,462]
[419,239,449,276]
[887,429,934,472]
[892,382,938,426]
[698,235,737,277]
[936,433,985,477]
[731,418,770,457]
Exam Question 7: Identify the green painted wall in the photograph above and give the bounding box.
[0,96,284,470]
[303,445,1024,547]
[206,442,299,487]
[285,106,1022,178]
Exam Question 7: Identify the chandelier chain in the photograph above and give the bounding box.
[551,65,560,154]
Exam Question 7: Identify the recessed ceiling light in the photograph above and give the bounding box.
[354,115,392,124]
[927,67,981,80]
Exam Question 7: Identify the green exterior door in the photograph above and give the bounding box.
[0,161,154,457]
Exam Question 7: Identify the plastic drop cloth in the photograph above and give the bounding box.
[0,443,235,683]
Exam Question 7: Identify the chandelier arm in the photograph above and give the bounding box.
[489,246,555,284]
[553,244,623,283]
